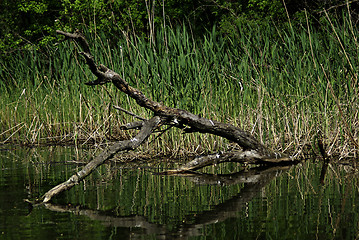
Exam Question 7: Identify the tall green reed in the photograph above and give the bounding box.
[0,11,358,159]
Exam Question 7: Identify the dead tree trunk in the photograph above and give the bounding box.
[38,30,295,203]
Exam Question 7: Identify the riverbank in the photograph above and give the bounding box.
[1,14,358,160]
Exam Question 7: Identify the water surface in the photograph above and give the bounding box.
[0,147,358,239]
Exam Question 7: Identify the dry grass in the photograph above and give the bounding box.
[0,11,358,161]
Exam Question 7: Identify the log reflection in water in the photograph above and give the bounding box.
[168,165,291,186]
[43,165,294,238]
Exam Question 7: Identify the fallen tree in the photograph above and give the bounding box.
[39,30,296,203]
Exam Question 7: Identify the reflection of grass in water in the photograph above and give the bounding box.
[2,147,358,238]
[0,11,358,159]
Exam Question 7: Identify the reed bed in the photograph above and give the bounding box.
[0,12,358,160]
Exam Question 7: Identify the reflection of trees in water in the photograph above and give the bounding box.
[43,165,293,238]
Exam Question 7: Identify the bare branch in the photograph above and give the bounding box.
[56,30,91,53]
[113,105,147,121]
[164,150,294,174]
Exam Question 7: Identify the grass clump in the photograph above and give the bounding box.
[0,11,358,160]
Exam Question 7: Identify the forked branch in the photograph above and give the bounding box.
[41,116,161,203]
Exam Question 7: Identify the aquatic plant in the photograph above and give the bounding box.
[0,10,358,159]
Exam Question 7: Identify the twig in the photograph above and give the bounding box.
[113,105,147,121]
[317,0,359,13]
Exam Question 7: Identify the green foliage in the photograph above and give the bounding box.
[247,0,285,19]
[1,0,358,54]
[0,0,61,53]
[18,1,48,14]
[1,11,358,157]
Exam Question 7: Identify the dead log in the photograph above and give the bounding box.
[38,30,295,203]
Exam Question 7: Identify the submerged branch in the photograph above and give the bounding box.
[163,150,294,174]
[41,116,161,203]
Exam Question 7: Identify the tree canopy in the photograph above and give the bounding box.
[0,0,358,53]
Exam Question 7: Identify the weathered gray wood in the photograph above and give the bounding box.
[120,121,144,130]
[41,116,161,203]
[164,150,293,173]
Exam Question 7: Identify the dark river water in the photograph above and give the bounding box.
[0,146,358,239]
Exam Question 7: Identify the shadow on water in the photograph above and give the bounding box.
[1,146,359,239]
[42,165,290,239]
